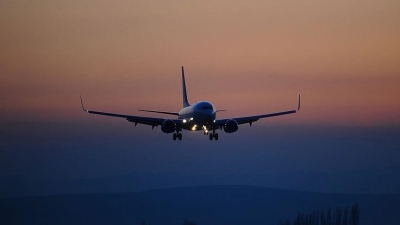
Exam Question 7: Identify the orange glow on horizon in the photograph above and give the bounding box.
[1,0,400,126]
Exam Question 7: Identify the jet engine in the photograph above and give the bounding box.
[223,119,239,133]
[161,119,176,133]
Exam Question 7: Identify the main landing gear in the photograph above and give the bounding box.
[173,132,182,141]
[209,131,218,141]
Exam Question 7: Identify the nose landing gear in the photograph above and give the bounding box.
[202,125,208,135]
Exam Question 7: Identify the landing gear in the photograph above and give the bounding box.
[209,131,219,141]
[202,125,208,135]
[173,131,182,141]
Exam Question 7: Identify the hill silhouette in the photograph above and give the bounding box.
[1,185,399,225]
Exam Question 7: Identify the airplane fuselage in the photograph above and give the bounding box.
[178,101,216,131]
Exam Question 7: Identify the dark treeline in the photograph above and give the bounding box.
[278,203,360,225]
[139,203,360,225]
[140,220,197,225]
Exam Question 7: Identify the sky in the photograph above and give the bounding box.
[1,0,400,196]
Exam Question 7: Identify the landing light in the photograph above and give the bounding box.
[190,118,194,121]
[213,120,216,123]
[183,119,187,123]
[192,125,197,131]
[202,125,208,133]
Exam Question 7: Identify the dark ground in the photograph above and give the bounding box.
[1,185,399,225]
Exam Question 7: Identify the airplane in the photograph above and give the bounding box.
[80,66,300,141]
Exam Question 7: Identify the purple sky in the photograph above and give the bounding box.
[1,0,400,196]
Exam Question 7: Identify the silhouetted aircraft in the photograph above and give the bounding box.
[81,67,300,141]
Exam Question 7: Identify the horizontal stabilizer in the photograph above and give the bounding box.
[138,109,179,116]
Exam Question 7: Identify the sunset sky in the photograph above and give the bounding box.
[1,0,400,196]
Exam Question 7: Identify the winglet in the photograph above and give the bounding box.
[297,95,301,111]
[80,95,88,112]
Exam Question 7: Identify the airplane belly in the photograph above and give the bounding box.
[194,112,215,123]
[179,112,215,131]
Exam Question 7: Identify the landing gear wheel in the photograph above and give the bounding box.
[178,133,182,141]
[214,133,218,141]
[209,133,213,140]
[173,133,177,141]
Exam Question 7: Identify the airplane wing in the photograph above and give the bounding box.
[213,95,300,127]
[80,96,179,128]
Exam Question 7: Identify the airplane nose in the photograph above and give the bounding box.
[207,113,216,121]
[199,109,215,122]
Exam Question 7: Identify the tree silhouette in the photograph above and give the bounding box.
[278,203,359,225]
[342,208,348,225]
[320,210,327,225]
[350,203,360,225]
[334,207,342,225]
[326,207,332,225]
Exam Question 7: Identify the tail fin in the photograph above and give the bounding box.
[182,66,190,107]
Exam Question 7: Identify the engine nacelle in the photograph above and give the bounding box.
[161,119,176,133]
[223,119,239,133]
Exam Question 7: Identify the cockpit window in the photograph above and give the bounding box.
[202,106,213,109]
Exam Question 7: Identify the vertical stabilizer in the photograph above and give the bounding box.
[182,66,190,107]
